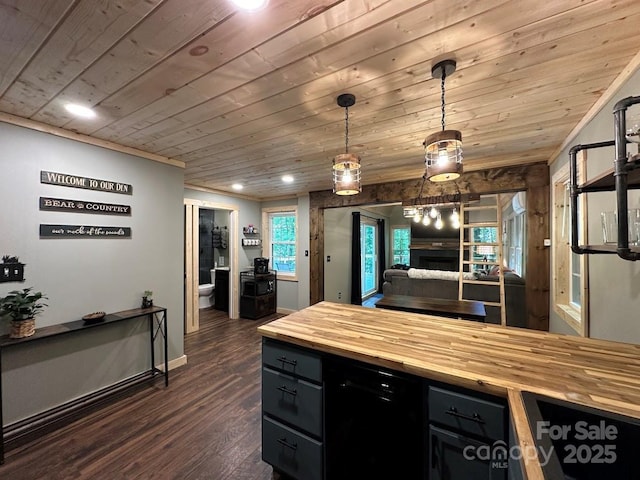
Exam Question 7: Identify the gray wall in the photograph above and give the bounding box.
[324,206,391,303]
[261,196,311,312]
[1,122,184,424]
[184,187,260,272]
[183,190,311,312]
[550,69,640,343]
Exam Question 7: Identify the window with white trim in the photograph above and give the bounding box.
[263,207,297,279]
[391,226,410,265]
[552,161,588,335]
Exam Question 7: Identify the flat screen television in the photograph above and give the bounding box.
[410,221,463,243]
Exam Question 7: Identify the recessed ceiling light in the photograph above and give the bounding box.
[282,175,294,183]
[231,0,268,11]
[232,183,243,190]
[64,103,96,119]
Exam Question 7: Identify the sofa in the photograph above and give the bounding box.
[382,268,526,327]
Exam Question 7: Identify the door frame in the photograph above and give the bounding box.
[184,198,239,333]
[360,217,378,299]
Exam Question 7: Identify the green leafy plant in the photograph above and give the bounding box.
[143,290,153,298]
[0,287,48,322]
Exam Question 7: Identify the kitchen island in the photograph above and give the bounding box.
[258,302,640,479]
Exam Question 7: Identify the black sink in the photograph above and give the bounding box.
[521,392,640,479]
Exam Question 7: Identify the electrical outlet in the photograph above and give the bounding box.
[338,291,342,299]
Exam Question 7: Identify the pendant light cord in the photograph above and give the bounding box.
[344,105,349,153]
[441,66,447,131]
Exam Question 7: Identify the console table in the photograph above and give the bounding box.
[0,306,168,463]
[375,294,486,322]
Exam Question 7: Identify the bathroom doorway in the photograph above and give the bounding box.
[184,199,239,333]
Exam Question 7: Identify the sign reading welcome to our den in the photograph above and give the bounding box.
[39,197,131,215]
[41,171,133,195]
[40,224,132,238]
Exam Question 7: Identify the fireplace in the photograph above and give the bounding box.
[410,248,461,271]
[419,255,458,271]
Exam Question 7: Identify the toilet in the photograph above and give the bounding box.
[198,269,216,309]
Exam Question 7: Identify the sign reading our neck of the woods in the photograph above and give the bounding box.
[41,171,133,195]
[40,224,131,238]
[39,197,131,216]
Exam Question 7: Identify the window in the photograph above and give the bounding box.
[503,210,526,277]
[361,219,378,297]
[263,207,297,278]
[391,226,410,265]
[552,161,588,335]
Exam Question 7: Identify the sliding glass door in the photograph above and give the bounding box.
[361,219,378,298]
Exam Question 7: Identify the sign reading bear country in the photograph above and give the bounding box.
[41,171,133,195]
[40,197,131,215]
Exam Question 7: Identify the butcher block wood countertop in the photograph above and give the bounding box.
[258,302,640,480]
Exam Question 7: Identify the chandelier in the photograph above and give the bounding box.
[424,59,463,182]
[402,175,460,229]
[333,93,361,195]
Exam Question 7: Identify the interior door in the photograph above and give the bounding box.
[361,219,377,298]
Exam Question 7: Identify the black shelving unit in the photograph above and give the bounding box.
[569,95,640,261]
[240,270,276,319]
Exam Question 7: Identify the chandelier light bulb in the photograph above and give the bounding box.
[343,166,352,183]
[435,213,444,230]
[438,145,449,165]
[429,206,439,219]
[451,208,459,221]
[422,214,431,226]
[413,211,422,223]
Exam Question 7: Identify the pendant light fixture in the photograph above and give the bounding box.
[424,59,463,182]
[333,93,361,195]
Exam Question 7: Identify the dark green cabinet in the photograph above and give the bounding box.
[261,338,511,480]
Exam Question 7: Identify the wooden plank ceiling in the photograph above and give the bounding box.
[1,0,640,199]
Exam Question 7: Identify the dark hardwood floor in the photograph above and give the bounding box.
[1,309,284,479]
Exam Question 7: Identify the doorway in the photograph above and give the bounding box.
[361,218,378,298]
[184,198,239,333]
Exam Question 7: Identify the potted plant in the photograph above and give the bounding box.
[142,290,153,309]
[0,287,48,338]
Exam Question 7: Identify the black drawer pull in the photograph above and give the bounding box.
[278,356,297,367]
[277,385,298,396]
[445,407,485,424]
[277,437,298,451]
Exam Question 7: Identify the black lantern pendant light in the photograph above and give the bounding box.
[424,59,463,182]
[333,93,361,195]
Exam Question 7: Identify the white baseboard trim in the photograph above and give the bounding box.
[276,307,297,315]
[157,354,187,372]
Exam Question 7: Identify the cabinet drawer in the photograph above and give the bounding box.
[262,415,323,480]
[263,340,322,382]
[429,386,506,440]
[430,424,507,480]
[263,367,323,437]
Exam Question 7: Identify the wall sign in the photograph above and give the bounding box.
[39,197,131,215]
[41,171,133,195]
[40,224,132,238]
